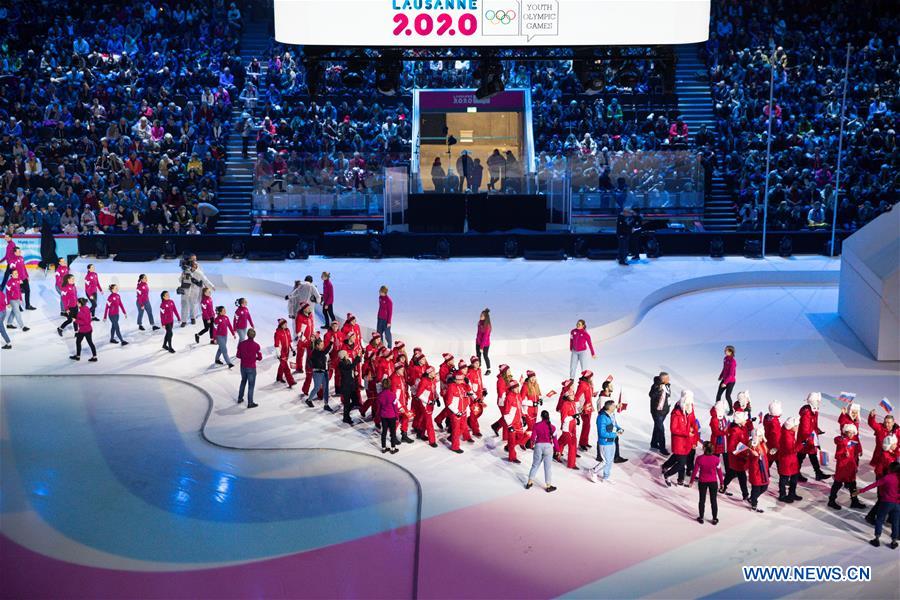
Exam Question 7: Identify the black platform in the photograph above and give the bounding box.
[405,194,547,233]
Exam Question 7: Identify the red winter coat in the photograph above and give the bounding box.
[797,405,822,455]
[274,328,293,359]
[726,423,751,471]
[777,429,806,476]
[416,377,438,413]
[709,408,729,455]
[670,406,695,456]
[575,379,594,418]
[833,436,860,483]
[747,443,770,486]
[503,390,524,431]
[559,399,578,435]
[390,372,409,414]
[868,411,900,470]
[763,414,782,460]
[876,447,899,478]
[294,311,314,341]
[838,412,862,454]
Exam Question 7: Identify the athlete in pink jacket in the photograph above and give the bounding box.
[103,284,128,345]
[70,298,97,362]
[84,264,102,320]
[232,298,254,341]
[159,291,180,353]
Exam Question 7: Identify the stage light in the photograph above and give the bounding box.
[436,237,450,259]
[645,234,661,258]
[504,237,519,259]
[743,239,762,259]
[376,51,402,96]
[778,236,793,258]
[709,237,724,258]
[475,58,505,100]
[369,236,383,259]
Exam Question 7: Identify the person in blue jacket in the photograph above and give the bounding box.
[590,400,623,482]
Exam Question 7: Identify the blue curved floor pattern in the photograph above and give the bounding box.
[2,376,418,564]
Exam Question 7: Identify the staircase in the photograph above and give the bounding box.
[674,44,736,231]
[216,20,271,234]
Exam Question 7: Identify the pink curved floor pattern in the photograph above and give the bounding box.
[0,526,417,600]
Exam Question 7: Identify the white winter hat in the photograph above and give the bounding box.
[842,423,858,436]
[784,416,798,429]
[714,400,727,418]
[806,392,821,408]
[737,390,751,405]
[882,435,897,451]
[733,412,748,425]
[680,389,694,408]
[768,400,782,417]
[848,403,861,415]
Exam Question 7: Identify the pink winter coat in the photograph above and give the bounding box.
[75,305,93,333]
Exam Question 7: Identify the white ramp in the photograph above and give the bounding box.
[838,209,900,360]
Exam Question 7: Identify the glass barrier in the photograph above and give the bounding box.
[546,149,705,216]
[252,151,408,217]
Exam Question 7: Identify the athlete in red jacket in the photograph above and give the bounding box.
[556,385,579,469]
[797,392,829,482]
[293,302,314,373]
[445,371,470,453]
[776,417,807,503]
[867,408,899,475]
[466,357,486,438]
[722,411,752,500]
[828,423,866,511]
[274,318,296,387]
[763,401,783,469]
[502,380,528,463]
[391,363,415,444]
[490,365,513,438]
[415,367,440,447]
[575,371,595,450]
[746,427,771,512]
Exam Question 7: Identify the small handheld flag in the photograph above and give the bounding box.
[838,391,857,404]
[733,442,748,454]
[606,374,614,382]
[546,390,558,398]
[880,397,893,413]
[820,450,830,467]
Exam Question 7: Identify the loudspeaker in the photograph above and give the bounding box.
[504,238,519,259]
[247,250,287,261]
[436,238,450,259]
[369,236,383,259]
[743,239,762,258]
[587,249,617,260]
[523,249,567,261]
[778,236,793,258]
[645,234,661,258]
[113,251,160,262]
[709,237,725,258]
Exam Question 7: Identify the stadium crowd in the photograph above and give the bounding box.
[0,0,243,235]
[704,0,898,231]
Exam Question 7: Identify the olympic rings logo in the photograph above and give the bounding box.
[484,9,516,25]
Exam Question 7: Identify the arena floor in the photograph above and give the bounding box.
[1,256,898,599]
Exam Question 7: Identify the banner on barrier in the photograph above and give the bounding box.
[0,235,79,269]
[274,0,710,47]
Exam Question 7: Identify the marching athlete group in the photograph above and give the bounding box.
[2,235,898,549]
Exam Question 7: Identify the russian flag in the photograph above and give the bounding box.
[880,397,893,413]
[837,391,857,404]
[733,442,748,455]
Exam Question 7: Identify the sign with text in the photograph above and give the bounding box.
[419,90,525,111]
[275,0,710,46]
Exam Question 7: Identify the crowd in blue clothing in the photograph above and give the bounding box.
[704,0,897,231]
[0,0,243,234]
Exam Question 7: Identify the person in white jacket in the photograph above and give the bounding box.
[181,261,214,326]
[286,275,321,319]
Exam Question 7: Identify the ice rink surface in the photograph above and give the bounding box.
[1,255,898,599]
